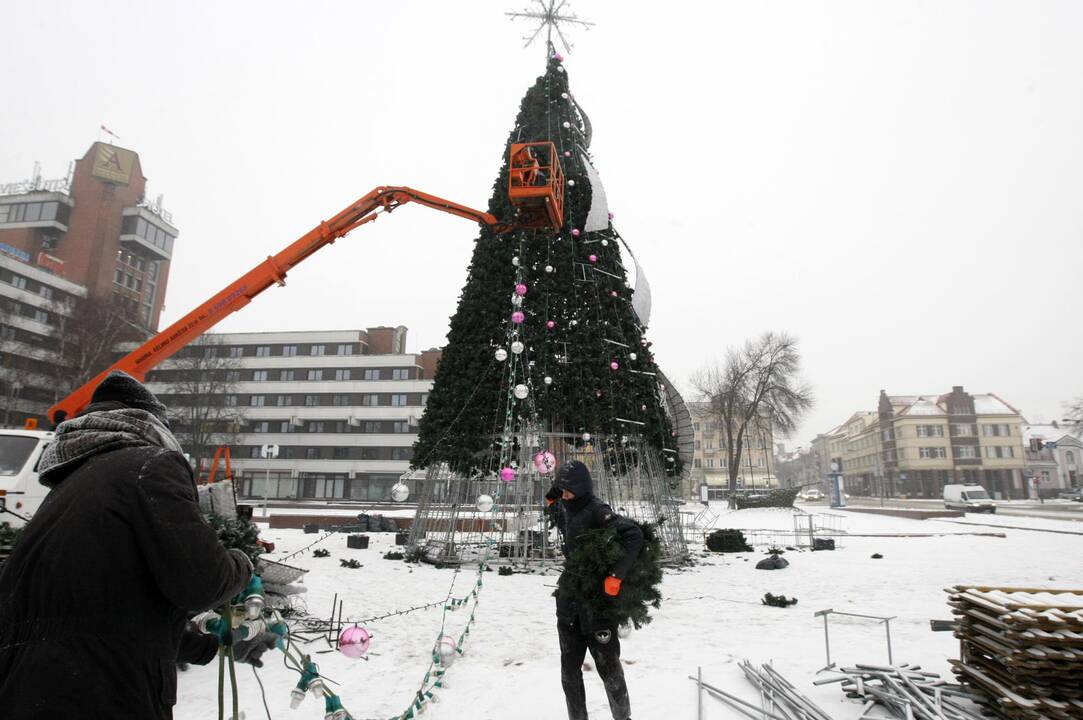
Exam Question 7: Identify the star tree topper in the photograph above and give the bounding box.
[506,0,594,54]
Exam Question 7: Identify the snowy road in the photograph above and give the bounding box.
[175,507,1083,720]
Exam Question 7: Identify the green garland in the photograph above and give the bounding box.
[206,514,264,565]
[555,522,663,630]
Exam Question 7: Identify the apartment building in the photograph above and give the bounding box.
[0,251,87,425]
[146,326,441,503]
[822,386,1027,499]
[688,401,777,498]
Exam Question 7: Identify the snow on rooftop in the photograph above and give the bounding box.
[898,397,945,416]
[971,393,1019,416]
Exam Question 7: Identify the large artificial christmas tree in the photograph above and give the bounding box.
[408,51,687,564]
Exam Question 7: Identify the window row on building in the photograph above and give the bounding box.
[153,366,418,383]
[121,215,176,255]
[238,471,404,502]
[238,444,413,461]
[177,342,363,359]
[0,266,77,305]
[0,200,71,226]
[248,418,414,434]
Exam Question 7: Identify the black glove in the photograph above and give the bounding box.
[544,486,561,505]
[233,631,279,667]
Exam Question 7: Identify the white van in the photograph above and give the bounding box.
[943,483,996,514]
[0,429,54,529]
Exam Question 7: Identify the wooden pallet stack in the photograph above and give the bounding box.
[945,585,1083,719]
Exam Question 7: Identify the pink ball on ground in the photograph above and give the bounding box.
[571,229,580,237]
[547,320,555,329]
[511,311,525,324]
[500,467,515,482]
[589,255,597,263]
[610,361,619,370]
[515,283,528,296]
[338,626,372,659]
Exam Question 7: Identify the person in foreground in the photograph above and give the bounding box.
[0,371,255,719]
[547,460,644,720]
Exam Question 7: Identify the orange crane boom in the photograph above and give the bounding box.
[48,186,511,426]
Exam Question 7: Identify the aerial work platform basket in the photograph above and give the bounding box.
[507,141,564,229]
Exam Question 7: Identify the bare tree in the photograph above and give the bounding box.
[158,336,246,474]
[690,332,814,492]
[49,296,142,405]
[1067,396,1083,436]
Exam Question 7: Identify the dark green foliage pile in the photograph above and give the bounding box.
[411,55,679,476]
[312,548,331,558]
[339,559,362,569]
[498,566,514,576]
[733,488,800,509]
[383,551,405,561]
[762,593,798,608]
[555,522,662,629]
[207,514,263,564]
[706,529,753,553]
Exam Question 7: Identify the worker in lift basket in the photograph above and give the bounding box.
[546,460,643,720]
[0,371,271,719]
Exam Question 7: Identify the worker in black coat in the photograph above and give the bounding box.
[0,371,254,720]
[547,460,643,720]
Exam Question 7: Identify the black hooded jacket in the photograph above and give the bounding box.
[550,464,643,630]
[0,406,252,719]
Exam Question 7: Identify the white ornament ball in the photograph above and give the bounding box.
[511,341,524,354]
[567,179,575,186]
[391,483,410,502]
[545,265,554,274]
[511,294,523,306]
[476,494,494,512]
[557,66,565,73]
[601,239,609,247]
[436,635,458,665]
[512,256,520,266]
[562,121,571,129]
[513,384,529,400]
[561,92,569,99]
[629,353,637,361]
[581,432,592,442]
[495,348,508,362]
[570,319,578,326]
[543,376,553,385]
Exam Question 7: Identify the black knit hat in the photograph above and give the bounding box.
[555,460,593,498]
[89,370,169,423]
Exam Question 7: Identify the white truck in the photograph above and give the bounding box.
[943,483,997,514]
[0,428,54,529]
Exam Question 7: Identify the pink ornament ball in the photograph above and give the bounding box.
[511,311,525,324]
[554,52,564,62]
[608,212,614,220]
[500,467,515,483]
[533,450,557,474]
[515,283,528,296]
[338,626,372,659]
[564,150,571,157]
[547,320,555,329]
[589,254,597,263]
[610,361,619,370]
[571,229,580,237]
[611,290,618,297]
[595,389,603,398]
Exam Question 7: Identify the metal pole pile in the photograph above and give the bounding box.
[814,663,986,720]
[739,661,837,720]
[945,585,1083,720]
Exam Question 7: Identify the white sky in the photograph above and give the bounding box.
[1,1,1080,446]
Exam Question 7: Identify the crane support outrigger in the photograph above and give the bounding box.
[47,185,521,426]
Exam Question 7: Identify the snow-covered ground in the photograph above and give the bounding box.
[175,506,1083,720]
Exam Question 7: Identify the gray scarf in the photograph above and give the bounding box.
[39,408,185,487]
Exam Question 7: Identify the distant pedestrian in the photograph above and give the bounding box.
[547,460,643,720]
[0,371,254,719]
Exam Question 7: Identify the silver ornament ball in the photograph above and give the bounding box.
[513,384,529,400]
[510,341,524,355]
[494,348,508,362]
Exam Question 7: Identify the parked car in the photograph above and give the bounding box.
[802,488,824,501]
[943,484,996,514]
[1057,489,1083,502]
[0,428,54,528]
